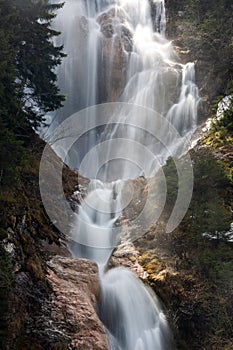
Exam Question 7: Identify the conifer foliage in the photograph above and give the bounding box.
[0,0,65,186]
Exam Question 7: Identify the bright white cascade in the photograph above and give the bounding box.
[68,179,123,268]
[46,1,201,349]
[46,0,199,158]
[100,268,172,350]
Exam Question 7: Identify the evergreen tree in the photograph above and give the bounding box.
[15,0,66,128]
[0,0,65,186]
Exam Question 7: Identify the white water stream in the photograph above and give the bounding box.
[46,0,201,349]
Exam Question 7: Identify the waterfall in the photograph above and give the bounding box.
[45,0,199,181]
[45,0,199,139]
[43,0,201,349]
[68,179,123,267]
[99,268,172,350]
[67,176,173,349]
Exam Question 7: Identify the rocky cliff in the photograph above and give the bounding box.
[0,134,109,350]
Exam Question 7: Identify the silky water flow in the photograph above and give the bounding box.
[46,1,200,349]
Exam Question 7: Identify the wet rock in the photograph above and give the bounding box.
[97,7,133,102]
[120,25,133,52]
[79,16,89,36]
[97,9,133,52]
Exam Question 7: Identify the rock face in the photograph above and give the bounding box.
[46,256,109,350]
[8,256,110,350]
[109,241,148,280]
[97,8,132,102]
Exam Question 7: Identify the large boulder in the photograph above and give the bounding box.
[45,256,110,350]
[7,256,110,350]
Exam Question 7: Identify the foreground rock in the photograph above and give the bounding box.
[46,256,109,350]
[8,256,110,350]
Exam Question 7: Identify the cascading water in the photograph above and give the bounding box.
[68,179,123,267]
[46,0,199,141]
[99,268,173,350]
[46,0,199,181]
[68,177,173,350]
[45,0,201,349]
